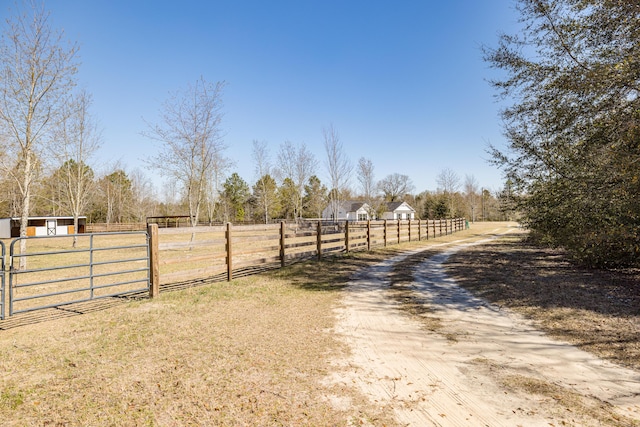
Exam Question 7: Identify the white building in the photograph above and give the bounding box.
[321,200,416,221]
[380,201,416,220]
[321,201,372,221]
[0,216,87,238]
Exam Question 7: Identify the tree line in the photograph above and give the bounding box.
[0,1,509,246]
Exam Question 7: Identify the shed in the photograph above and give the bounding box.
[0,216,87,238]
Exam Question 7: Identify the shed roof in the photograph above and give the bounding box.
[4,216,87,221]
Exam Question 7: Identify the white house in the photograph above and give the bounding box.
[380,201,416,220]
[322,200,417,221]
[321,201,372,221]
[0,216,87,238]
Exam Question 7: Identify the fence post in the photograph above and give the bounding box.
[317,221,322,260]
[384,220,388,247]
[397,220,401,244]
[367,220,371,251]
[147,223,159,298]
[408,219,412,242]
[226,222,232,281]
[345,221,350,253]
[280,221,286,267]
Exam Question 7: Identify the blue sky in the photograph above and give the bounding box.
[3,1,520,198]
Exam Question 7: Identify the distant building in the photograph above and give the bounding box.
[380,201,416,220]
[321,200,416,221]
[321,201,372,221]
[0,216,87,238]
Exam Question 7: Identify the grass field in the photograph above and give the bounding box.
[0,222,637,426]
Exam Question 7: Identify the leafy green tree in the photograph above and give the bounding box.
[303,175,327,218]
[420,191,449,220]
[484,0,640,267]
[278,177,298,220]
[223,172,250,222]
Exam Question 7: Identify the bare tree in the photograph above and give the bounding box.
[323,125,352,221]
[436,168,460,218]
[378,173,414,202]
[143,77,227,240]
[0,1,78,267]
[252,140,273,224]
[276,141,316,220]
[130,168,157,222]
[50,90,101,246]
[357,157,381,218]
[97,166,132,224]
[464,174,479,222]
[203,152,232,224]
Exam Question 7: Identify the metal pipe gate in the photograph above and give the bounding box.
[6,231,149,317]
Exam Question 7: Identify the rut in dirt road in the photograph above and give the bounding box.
[330,233,640,427]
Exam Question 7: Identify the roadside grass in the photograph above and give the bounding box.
[445,233,640,371]
[0,262,407,426]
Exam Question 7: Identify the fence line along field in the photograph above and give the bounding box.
[156,219,464,284]
[0,218,465,320]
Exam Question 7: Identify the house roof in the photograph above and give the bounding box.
[339,200,369,212]
[5,216,87,221]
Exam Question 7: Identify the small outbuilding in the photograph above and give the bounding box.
[0,216,87,238]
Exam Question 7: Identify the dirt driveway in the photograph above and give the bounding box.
[329,226,640,426]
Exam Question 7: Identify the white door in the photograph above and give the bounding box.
[47,220,56,235]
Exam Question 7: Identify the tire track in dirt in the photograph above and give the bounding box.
[330,229,640,426]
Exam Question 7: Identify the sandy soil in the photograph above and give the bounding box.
[329,227,640,426]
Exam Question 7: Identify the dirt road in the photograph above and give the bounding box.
[329,226,640,426]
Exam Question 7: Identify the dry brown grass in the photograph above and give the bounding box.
[0,237,417,426]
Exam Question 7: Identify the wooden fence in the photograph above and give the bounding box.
[86,223,147,233]
[147,218,466,296]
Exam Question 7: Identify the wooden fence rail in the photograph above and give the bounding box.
[148,218,467,294]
